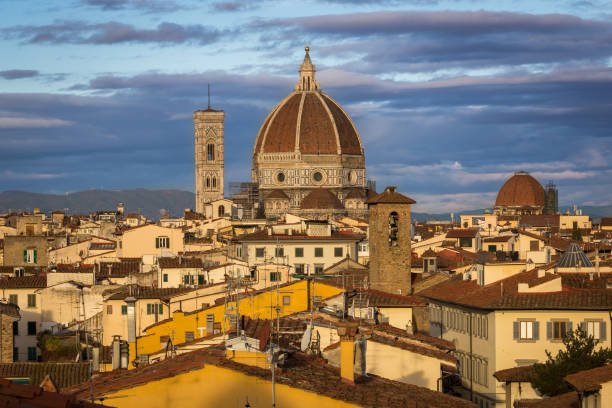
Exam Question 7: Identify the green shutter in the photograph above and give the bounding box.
[147,304,151,314]
[23,250,27,263]
[155,238,159,248]
[158,304,163,314]
[33,250,37,264]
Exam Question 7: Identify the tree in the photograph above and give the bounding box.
[571,224,583,241]
[531,327,612,396]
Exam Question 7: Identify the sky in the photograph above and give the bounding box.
[1,0,611,213]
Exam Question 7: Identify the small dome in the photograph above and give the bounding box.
[558,242,593,268]
[495,172,545,207]
[266,190,290,200]
[345,188,367,200]
[301,189,344,210]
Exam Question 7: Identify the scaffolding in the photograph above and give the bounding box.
[229,182,260,219]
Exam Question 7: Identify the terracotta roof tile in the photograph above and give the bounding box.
[321,93,362,155]
[239,229,363,242]
[0,378,103,407]
[0,275,47,288]
[493,365,536,382]
[368,334,457,364]
[63,346,475,408]
[106,285,193,301]
[300,92,337,154]
[495,172,545,207]
[301,189,344,210]
[347,289,424,307]
[366,186,415,204]
[262,93,301,153]
[515,392,579,408]
[96,261,140,278]
[420,269,612,310]
[0,363,89,390]
[266,189,290,200]
[446,229,479,238]
[564,364,612,392]
[158,257,203,269]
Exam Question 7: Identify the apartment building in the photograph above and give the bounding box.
[421,269,612,408]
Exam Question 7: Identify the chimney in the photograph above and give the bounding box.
[112,335,121,370]
[336,321,359,385]
[125,296,137,343]
[537,269,545,278]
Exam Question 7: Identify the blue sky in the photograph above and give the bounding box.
[1,0,611,212]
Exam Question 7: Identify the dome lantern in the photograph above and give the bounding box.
[295,44,320,92]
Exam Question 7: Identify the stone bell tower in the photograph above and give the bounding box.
[194,96,225,213]
[367,186,416,295]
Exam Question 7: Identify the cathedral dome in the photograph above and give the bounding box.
[495,172,546,207]
[253,48,363,157]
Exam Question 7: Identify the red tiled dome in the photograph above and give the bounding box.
[301,189,344,210]
[253,91,363,156]
[495,172,545,207]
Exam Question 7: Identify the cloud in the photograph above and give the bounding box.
[3,20,222,45]
[0,69,39,79]
[82,0,185,13]
[212,1,259,11]
[0,170,66,180]
[0,116,73,128]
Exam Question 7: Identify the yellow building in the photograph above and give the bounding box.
[422,269,612,408]
[136,279,343,356]
[63,345,475,408]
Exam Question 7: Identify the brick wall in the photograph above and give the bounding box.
[0,314,15,363]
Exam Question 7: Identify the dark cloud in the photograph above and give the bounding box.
[2,20,222,45]
[82,0,185,13]
[0,69,39,79]
[212,1,259,12]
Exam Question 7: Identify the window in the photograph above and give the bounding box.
[585,321,605,340]
[334,247,343,257]
[27,347,37,362]
[13,347,18,362]
[313,172,323,182]
[198,275,205,285]
[218,205,225,217]
[314,264,324,274]
[27,321,36,336]
[521,321,533,340]
[121,305,127,315]
[185,331,195,342]
[147,304,163,315]
[212,177,217,188]
[314,247,323,257]
[270,272,281,282]
[487,245,497,252]
[295,247,304,257]
[106,305,113,314]
[514,320,539,341]
[23,249,37,264]
[551,321,568,340]
[276,172,285,183]
[255,248,265,258]
[530,240,539,251]
[389,212,399,246]
[155,236,170,249]
[459,237,472,247]
[27,294,36,308]
[282,296,290,306]
[163,273,168,283]
[294,264,305,274]
[207,144,215,161]
[8,294,17,305]
[275,247,284,257]
[12,321,18,336]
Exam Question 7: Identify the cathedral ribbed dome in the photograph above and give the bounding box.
[253,47,363,157]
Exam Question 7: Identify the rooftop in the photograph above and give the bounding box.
[105,285,193,301]
[420,268,612,310]
[0,362,89,390]
[446,229,479,239]
[366,186,416,205]
[63,346,474,408]
[0,378,103,408]
[564,364,612,392]
[0,275,47,289]
[239,229,364,242]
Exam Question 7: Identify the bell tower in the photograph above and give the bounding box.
[367,186,416,295]
[194,95,225,213]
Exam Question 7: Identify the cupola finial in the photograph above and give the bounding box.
[295,45,320,92]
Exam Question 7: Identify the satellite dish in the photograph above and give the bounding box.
[300,325,313,352]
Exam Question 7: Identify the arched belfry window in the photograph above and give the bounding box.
[207,144,215,161]
[389,212,399,247]
[206,177,210,189]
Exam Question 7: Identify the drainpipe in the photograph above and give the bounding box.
[469,310,473,403]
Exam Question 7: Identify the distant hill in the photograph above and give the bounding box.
[1,189,611,221]
[0,189,196,220]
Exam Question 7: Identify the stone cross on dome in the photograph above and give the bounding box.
[295,44,320,92]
